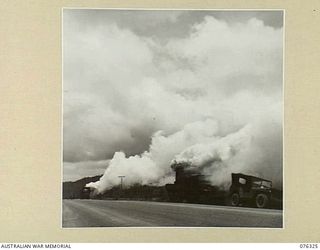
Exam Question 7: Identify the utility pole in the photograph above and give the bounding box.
[118,175,125,190]
[118,176,125,199]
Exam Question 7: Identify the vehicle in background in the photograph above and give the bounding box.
[165,162,226,205]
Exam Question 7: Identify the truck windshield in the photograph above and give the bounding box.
[253,180,272,188]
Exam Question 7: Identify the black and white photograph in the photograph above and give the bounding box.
[62,9,283,228]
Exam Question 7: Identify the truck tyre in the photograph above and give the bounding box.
[230,193,240,206]
[255,193,269,208]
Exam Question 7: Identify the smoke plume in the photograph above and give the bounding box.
[87,117,282,193]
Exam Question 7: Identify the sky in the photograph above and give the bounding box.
[63,10,283,188]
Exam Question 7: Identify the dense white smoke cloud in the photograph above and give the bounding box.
[64,12,283,190]
[87,116,282,193]
[86,119,221,191]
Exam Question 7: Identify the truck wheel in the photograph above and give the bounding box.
[230,193,240,206]
[255,193,269,208]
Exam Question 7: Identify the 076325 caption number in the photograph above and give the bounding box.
[300,244,318,248]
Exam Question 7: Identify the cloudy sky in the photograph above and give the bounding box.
[63,10,283,185]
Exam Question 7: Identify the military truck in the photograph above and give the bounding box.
[80,186,102,199]
[80,187,91,199]
[165,162,226,205]
[229,173,276,208]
